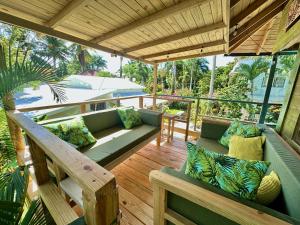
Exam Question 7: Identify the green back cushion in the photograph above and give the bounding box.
[185,142,269,200]
[117,108,142,129]
[43,116,96,149]
[219,120,262,148]
[82,109,122,133]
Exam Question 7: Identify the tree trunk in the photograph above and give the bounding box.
[53,56,56,69]
[189,64,194,90]
[2,94,26,166]
[120,56,123,78]
[171,61,176,94]
[209,55,217,98]
[78,50,86,72]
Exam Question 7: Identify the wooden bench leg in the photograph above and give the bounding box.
[157,131,161,147]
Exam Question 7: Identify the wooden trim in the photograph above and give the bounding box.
[153,184,167,225]
[230,0,267,28]
[143,96,194,103]
[47,0,91,28]
[165,209,197,225]
[0,12,154,65]
[229,3,285,53]
[150,170,292,225]
[230,0,241,8]
[124,22,226,53]
[154,50,225,63]
[162,123,199,139]
[256,20,274,55]
[91,0,210,43]
[142,40,226,59]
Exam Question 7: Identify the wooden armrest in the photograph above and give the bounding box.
[149,170,291,225]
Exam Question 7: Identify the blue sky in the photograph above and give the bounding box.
[93,50,236,73]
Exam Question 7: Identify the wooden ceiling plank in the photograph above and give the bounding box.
[47,0,91,28]
[230,0,241,9]
[142,39,226,59]
[229,5,283,53]
[222,0,230,53]
[256,19,274,55]
[154,50,225,63]
[230,0,287,45]
[91,0,211,43]
[0,11,154,65]
[124,22,226,53]
[230,0,266,28]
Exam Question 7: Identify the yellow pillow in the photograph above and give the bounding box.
[256,171,281,205]
[228,135,266,160]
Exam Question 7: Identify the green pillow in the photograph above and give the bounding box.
[117,108,142,129]
[219,120,262,148]
[43,116,96,149]
[185,142,270,200]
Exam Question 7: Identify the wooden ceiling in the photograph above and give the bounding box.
[0,0,288,64]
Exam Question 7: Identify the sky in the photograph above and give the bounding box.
[93,49,236,73]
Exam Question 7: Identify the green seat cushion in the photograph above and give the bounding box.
[43,116,96,149]
[185,142,269,200]
[162,167,300,225]
[81,124,158,166]
[117,108,143,129]
[219,120,262,148]
[196,137,228,154]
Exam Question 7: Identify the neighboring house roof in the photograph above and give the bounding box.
[64,75,144,90]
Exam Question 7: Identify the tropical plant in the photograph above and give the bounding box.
[123,60,152,85]
[69,44,91,72]
[237,57,269,100]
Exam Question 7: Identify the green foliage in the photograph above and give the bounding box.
[123,60,152,85]
[97,70,113,77]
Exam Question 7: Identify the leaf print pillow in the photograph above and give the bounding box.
[117,107,143,129]
[185,142,269,200]
[43,116,96,149]
[219,120,262,148]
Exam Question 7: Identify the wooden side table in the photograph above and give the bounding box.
[162,113,177,143]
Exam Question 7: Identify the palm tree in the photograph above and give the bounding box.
[69,44,91,73]
[35,36,69,69]
[237,58,269,100]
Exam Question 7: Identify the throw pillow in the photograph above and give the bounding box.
[228,135,266,161]
[185,142,270,200]
[117,108,142,129]
[43,116,96,149]
[256,171,281,205]
[219,120,262,148]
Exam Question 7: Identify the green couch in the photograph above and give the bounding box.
[153,117,300,225]
[39,108,162,168]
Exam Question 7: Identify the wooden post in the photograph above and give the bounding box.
[259,54,278,124]
[139,96,144,109]
[116,99,121,107]
[82,179,119,225]
[2,94,25,165]
[153,184,167,225]
[80,104,86,113]
[194,98,200,131]
[27,136,50,185]
[153,63,158,110]
[185,102,192,141]
[52,162,69,200]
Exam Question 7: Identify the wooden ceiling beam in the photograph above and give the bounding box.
[230,0,267,28]
[154,50,225,63]
[142,39,226,59]
[124,22,226,53]
[256,20,274,55]
[47,0,91,28]
[229,0,287,49]
[229,4,283,53]
[91,0,211,43]
[230,0,241,8]
[0,11,154,65]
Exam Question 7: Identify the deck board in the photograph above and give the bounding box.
[114,137,186,225]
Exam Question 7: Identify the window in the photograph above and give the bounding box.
[261,76,268,87]
[292,114,300,147]
[90,103,106,111]
[273,77,286,88]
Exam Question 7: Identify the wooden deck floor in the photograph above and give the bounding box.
[113,137,187,225]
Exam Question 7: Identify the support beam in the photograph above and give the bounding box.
[256,20,274,55]
[0,12,154,65]
[47,0,91,28]
[91,0,210,43]
[124,22,226,53]
[229,1,285,53]
[154,50,224,63]
[230,0,241,8]
[259,54,278,124]
[142,39,226,59]
[230,0,266,28]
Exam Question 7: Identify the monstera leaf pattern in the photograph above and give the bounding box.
[117,108,142,129]
[43,116,96,149]
[185,142,269,200]
[219,120,262,148]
